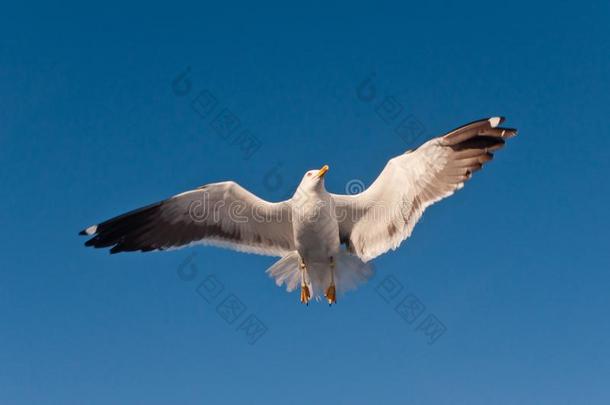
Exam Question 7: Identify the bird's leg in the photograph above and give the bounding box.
[325,256,337,305]
[299,257,310,305]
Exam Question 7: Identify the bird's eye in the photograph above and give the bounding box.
[306,173,312,177]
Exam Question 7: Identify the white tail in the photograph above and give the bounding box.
[266,250,373,300]
[265,251,302,293]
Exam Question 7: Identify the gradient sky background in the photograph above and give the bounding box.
[2,1,610,404]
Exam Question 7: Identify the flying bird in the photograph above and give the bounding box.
[80,117,517,305]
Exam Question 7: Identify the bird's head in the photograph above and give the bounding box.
[297,165,329,193]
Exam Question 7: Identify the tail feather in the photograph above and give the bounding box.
[334,253,373,294]
[266,250,373,299]
[266,251,302,292]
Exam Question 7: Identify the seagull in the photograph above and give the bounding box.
[80,117,517,305]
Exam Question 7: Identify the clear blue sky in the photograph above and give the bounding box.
[2,1,610,404]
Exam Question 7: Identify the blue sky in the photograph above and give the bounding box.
[2,1,610,404]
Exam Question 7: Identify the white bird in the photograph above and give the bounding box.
[80,117,517,305]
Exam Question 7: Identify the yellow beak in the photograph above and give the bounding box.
[316,165,329,178]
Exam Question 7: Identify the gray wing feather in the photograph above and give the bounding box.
[80,181,294,256]
[332,117,517,261]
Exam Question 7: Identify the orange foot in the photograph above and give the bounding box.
[300,285,311,305]
[325,284,336,306]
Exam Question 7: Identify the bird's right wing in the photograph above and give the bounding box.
[80,181,295,256]
[332,117,517,262]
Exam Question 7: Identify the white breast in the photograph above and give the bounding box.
[292,191,340,264]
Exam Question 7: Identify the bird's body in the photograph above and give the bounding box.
[293,182,339,264]
[80,117,518,304]
[292,175,341,301]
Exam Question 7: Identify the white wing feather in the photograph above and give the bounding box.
[81,181,295,256]
[332,117,517,262]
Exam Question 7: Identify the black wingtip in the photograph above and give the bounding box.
[79,229,87,236]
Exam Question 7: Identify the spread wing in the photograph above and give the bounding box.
[332,117,517,262]
[79,181,294,256]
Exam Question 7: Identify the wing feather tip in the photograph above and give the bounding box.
[79,225,98,236]
[500,127,518,138]
[488,116,506,127]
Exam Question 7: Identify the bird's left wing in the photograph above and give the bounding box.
[331,117,517,262]
[80,181,295,256]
